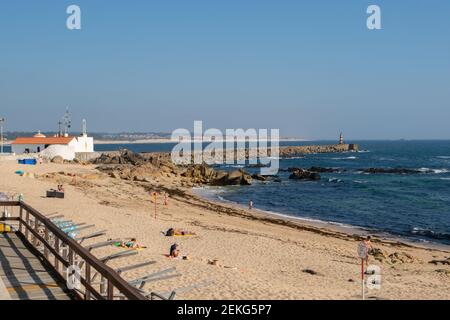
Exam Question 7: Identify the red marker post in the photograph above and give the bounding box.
[357,241,368,300]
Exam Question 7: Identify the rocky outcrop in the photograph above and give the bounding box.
[91,147,359,186]
[362,168,422,174]
[95,151,254,186]
[212,169,253,186]
[181,165,253,186]
[289,169,321,181]
[93,149,147,166]
[181,164,220,184]
[281,167,338,174]
[308,166,340,173]
[246,163,269,169]
[51,156,64,164]
[251,174,268,181]
[94,150,177,182]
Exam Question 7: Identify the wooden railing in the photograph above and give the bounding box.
[0,201,146,300]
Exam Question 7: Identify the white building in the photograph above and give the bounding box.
[11,131,94,160]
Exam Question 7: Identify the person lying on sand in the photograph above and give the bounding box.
[114,238,147,249]
[165,228,196,237]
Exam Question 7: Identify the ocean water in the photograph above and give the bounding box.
[197,140,450,246]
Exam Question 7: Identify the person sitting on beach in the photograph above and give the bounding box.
[170,243,180,258]
[57,185,65,193]
[165,228,196,237]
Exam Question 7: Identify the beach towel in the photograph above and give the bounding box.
[0,223,13,233]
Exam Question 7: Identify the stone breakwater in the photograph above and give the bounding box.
[185,143,358,162]
[193,143,359,162]
[278,143,358,157]
[77,143,358,163]
[193,144,359,161]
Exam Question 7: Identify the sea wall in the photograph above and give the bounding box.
[90,143,358,163]
[214,143,359,162]
[278,144,358,157]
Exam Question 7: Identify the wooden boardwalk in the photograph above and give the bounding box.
[0,232,75,300]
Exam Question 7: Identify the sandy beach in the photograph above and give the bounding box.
[1,158,449,300]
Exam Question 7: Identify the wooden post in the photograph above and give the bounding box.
[85,264,91,300]
[44,226,49,259]
[19,206,23,234]
[68,247,74,266]
[33,216,39,246]
[55,238,60,272]
[100,276,106,295]
[107,279,114,300]
[25,210,30,240]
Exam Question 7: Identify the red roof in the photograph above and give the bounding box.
[11,137,75,145]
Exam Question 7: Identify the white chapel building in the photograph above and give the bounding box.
[11,131,94,161]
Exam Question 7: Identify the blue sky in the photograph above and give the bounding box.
[0,1,449,139]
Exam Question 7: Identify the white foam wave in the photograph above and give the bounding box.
[217,195,234,203]
[331,156,357,160]
[282,156,304,160]
[418,168,449,174]
[327,178,343,183]
[256,209,358,229]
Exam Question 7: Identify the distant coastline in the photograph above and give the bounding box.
[93,137,307,145]
[3,137,307,146]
